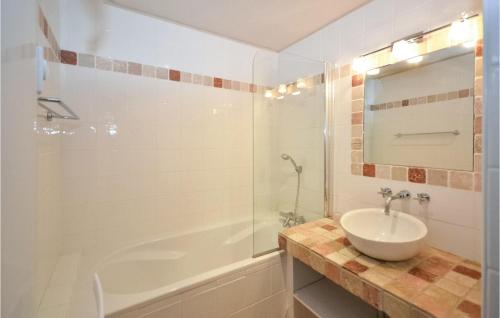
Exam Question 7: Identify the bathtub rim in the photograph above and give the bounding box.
[101,249,284,316]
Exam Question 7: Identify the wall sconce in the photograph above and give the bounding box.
[391,39,418,61]
[278,84,287,94]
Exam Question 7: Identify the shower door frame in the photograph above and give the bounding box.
[251,58,335,258]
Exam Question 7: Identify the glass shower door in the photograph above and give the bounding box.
[252,52,328,256]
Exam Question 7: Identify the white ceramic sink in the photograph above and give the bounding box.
[340,208,428,261]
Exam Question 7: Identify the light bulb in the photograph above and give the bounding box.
[292,90,301,96]
[391,40,418,61]
[407,56,423,64]
[352,57,368,74]
[264,90,273,98]
[449,17,475,45]
[296,78,306,88]
[366,68,380,76]
[278,84,287,94]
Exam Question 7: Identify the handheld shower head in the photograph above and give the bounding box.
[280,154,290,160]
[280,153,302,174]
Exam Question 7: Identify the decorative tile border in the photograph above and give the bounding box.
[368,88,474,111]
[347,15,483,192]
[280,217,482,318]
[38,6,264,94]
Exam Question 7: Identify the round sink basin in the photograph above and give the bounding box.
[340,208,428,261]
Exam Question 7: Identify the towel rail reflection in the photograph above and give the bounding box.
[394,130,460,138]
[37,97,80,121]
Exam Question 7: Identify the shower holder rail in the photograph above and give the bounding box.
[37,97,80,121]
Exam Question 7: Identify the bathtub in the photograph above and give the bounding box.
[96,220,288,317]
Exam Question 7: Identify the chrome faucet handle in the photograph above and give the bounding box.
[378,187,393,197]
[396,190,411,199]
[413,193,431,203]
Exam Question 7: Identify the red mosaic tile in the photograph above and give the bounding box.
[453,265,481,280]
[459,89,470,98]
[60,50,77,65]
[362,283,381,309]
[321,224,336,231]
[213,77,223,88]
[458,300,481,318]
[169,69,180,81]
[408,168,426,183]
[409,267,438,282]
[344,260,369,274]
[336,237,351,247]
[352,112,363,125]
[475,40,483,57]
[250,84,257,93]
[363,164,376,177]
[352,74,364,87]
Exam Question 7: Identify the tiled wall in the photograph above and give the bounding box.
[40,2,277,316]
[2,1,39,318]
[283,0,483,261]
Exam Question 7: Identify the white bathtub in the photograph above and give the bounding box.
[96,220,288,317]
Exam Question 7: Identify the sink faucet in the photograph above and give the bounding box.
[378,188,411,215]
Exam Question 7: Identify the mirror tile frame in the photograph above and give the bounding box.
[349,16,483,191]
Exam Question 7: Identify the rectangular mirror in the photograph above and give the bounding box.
[363,45,475,171]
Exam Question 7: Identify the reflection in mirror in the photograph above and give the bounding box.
[363,45,475,171]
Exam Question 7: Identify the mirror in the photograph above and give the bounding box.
[363,45,475,171]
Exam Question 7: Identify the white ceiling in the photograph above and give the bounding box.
[108,0,371,51]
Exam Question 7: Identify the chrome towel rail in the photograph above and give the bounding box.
[395,130,460,138]
[37,97,80,121]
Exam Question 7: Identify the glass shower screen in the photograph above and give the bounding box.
[252,52,328,256]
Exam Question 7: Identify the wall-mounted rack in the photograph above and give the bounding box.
[37,97,80,121]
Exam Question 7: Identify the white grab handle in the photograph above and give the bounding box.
[93,273,105,318]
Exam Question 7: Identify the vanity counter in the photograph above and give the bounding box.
[279,217,482,318]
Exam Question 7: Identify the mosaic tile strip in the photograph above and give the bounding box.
[368,88,474,111]
[280,217,482,318]
[37,6,265,94]
[347,20,483,192]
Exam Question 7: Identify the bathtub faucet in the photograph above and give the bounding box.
[279,211,306,228]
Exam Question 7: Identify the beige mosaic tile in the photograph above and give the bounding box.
[449,171,474,190]
[392,166,408,181]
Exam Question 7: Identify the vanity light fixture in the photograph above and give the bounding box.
[278,84,287,94]
[366,68,380,76]
[407,55,423,64]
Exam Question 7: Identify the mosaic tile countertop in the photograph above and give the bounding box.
[278,217,482,318]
